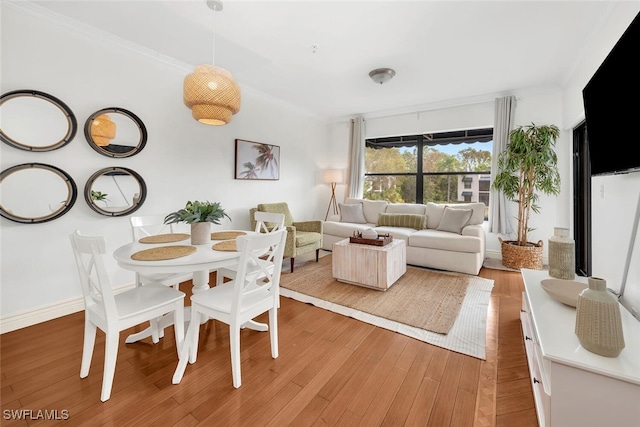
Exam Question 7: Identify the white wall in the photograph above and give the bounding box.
[0,4,332,331]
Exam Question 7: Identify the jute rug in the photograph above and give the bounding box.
[279,255,494,359]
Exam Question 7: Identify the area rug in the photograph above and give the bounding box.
[279,255,494,360]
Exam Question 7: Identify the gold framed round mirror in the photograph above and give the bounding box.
[84,108,147,158]
[0,163,78,223]
[84,167,147,216]
[0,89,77,152]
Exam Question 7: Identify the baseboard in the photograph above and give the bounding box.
[0,283,136,334]
[0,298,84,334]
[485,249,501,260]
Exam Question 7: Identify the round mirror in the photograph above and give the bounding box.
[84,167,146,216]
[0,163,77,223]
[84,108,147,158]
[0,90,77,151]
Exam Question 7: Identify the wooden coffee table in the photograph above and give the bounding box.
[331,238,406,290]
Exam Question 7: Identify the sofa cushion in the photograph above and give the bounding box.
[425,202,446,229]
[377,213,427,230]
[409,229,483,253]
[295,231,322,248]
[385,203,427,215]
[437,207,473,234]
[425,202,485,228]
[372,226,415,242]
[324,221,372,238]
[339,203,366,224]
[446,202,485,225]
[361,199,389,224]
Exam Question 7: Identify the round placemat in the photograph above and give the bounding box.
[139,233,190,244]
[211,231,246,240]
[212,240,237,252]
[131,245,196,261]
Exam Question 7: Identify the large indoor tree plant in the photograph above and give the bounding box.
[492,123,561,269]
[165,200,230,245]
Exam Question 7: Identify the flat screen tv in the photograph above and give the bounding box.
[582,12,640,176]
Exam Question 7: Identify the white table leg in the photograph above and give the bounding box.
[125,312,177,344]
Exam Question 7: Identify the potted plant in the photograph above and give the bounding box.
[90,190,109,205]
[492,123,561,269]
[165,200,231,245]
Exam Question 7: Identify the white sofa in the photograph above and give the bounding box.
[323,198,486,275]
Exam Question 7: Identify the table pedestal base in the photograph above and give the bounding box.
[125,270,267,343]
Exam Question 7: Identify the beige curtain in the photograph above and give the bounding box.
[489,96,516,234]
[347,116,365,199]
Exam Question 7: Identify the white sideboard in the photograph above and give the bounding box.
[520,269,640,427]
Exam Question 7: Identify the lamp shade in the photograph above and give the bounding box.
[323,169,343,184]
[91,114,116,147]
[184,64,241,126]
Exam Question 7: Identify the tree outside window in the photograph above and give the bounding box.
[364,129,492,212]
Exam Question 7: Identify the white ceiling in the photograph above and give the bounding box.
[28,0,614,120]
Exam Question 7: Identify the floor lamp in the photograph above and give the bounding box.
[323,169,343,221]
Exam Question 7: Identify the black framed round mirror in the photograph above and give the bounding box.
[84,108,147,158]
[84,167,146,216]
[0,163,78,223]
[0,89,77,151]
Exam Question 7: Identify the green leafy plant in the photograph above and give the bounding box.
[164,200,231,225]
[90,190,108,202]
[492,123,560,246]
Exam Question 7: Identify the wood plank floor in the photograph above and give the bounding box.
[0,262,538,426]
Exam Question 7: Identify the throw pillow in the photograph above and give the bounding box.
[436,207,473,234]
[425,202,446,229]
[339,203,366,224]
[377,213,427,230]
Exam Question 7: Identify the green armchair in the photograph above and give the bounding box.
[251,202,323,272]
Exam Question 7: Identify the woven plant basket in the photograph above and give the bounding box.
[499,237,544,270]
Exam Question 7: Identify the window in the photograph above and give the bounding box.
[364,128,493,213]
[463,176,473,189]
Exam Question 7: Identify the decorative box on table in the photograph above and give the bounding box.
[349,233,392,246]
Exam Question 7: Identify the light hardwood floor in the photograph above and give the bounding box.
[1,263,537,426]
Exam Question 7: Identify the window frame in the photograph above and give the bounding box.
[364,128,493,205]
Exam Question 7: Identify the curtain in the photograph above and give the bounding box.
[347,116,365,199]
[489,96,516,234]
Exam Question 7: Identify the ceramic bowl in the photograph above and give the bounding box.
[540,279,588,307]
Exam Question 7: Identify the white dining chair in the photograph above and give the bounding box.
[70,230,185,402]
[172,228,287,388]
[130,215,193,343]
[215,211,286,287]
[130,214,194,289]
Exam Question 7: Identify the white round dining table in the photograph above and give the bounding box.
[113,230,267,343]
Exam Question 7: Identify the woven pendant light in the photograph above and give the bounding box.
[184,65,240,125]
[184,0,241,126]
[91,113,116,146]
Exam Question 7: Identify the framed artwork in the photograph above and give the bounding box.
[234,139,280,180]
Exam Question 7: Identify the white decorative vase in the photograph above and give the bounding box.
[575,277,625,357]
[548,227,575,280]
[190,222,211,245]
